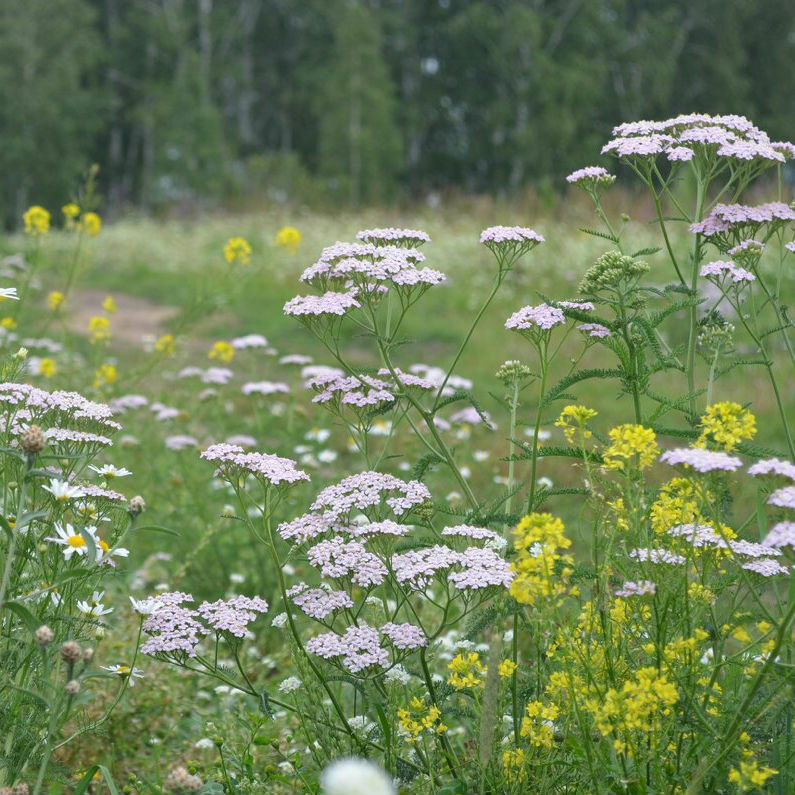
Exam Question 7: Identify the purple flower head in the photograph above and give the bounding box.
[448,546,513,590]
[380,622,427,650]
[629,548,686,565]
[307,537,388,587]
[201,443,309,486]
[699,260,755,285]
[505,303,566,333]
[578,322,612,339]
[742,558,789,577]
[659,448,743,473]
[307,624,389,673]
[768,486,795,510]
[748,458,795,481]
[763,522,795,550]
[566,166,616,187]
[356,228,431,247]
[284,290,360,318]
[287,583,354,620]
[197,595,269,637]
[392,545,460,589]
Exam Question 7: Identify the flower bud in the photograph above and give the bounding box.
[34,625,54,646]
[60,640,82,664]
[65,679,80,695]
[128,495,146,515]
[83,647,94,662]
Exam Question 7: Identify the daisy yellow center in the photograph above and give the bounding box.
[98,539,109,553]
[66,535,86,548]
[117,666,131,674]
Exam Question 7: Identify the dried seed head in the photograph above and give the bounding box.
[83,647,94,662]
[20,425,46,454]
[65,679,80,695]
[129,495,146,515]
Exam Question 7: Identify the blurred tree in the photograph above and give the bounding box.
[0,0,102,226]
[315,0,402,204]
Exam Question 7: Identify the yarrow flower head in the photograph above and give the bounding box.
[566,166,616,191]
[580,250,649,293]
[615,580,657,598]
[660,448,743,473]
[699,260,755,286]
[480,226,544,270]
[201,443,309,487]
[505,303,565,335]
[357,228,430,248]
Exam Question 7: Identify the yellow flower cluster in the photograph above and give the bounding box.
[696,401,756,452]
[61,203,101,236]
[88,316,110,344]
[155,334,176,356]
[498,658,517,677]
[447,652,486,690]
[509,513,575,606]
[728,760,777,791]
[502,747,527,781]
[276,225,301,254]
[47,291,65,311]
[82,212,102,237]
[555,404,598,445]
[603,423,658,471]
[223,236,252,265]
[94,363,117,389]
[62,203,80,226]
[650,478,704,534]
[586,667,678,745]
[209,340,235,363]
[24,205,50,236]
[397,697,447,743]
[520,700,560,749]
[1,317,16,330]
[39,358,57,378]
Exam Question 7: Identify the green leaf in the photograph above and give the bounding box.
[541,368,624,407]
[631,246,662,257]
[134,524,180,537]
[4,600,40,633]
[74,765,120,795]
[578,227,618,243]
[81,527,97,563]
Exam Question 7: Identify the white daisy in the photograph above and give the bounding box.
[44,523,97,560]
[89,464,132,478]
[77,591,114,617]
[101,664,144,686]
[129,596,163,615]
[42,479,85,502]
[0,287,19,301]
[305,427,331,443]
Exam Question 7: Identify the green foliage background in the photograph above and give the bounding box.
[1,0,794,222]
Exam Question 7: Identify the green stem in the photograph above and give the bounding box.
[685,176,707,421]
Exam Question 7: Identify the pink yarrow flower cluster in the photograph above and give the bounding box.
[615,580,656,598]
[505,303,566,332]
[201,443,309,486]
[659,448,743,473]
[699,260,755,285]
[356,228,431,247]
[566,166,615,186]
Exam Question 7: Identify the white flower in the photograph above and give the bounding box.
[369,419,392,437]
[129,596,163,616]
[89,464,132,478]
[77,590,114,616]
[42,479,85,502]
[229,572,246,584]
[102,665,145,686]
[317,449,338,463]
[279,676,302,693]
[537,476,554,489]
[321,757,395,795]
[473,450,490,462]
[305,427,331,443]
[0,288,19,300]
[271,612,288,628]
[44,523,97,560]
[384,664,412,685]
[194,737,215,750]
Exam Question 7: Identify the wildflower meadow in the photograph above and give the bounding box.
[1,113,795,795]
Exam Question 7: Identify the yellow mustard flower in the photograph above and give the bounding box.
[39,358,57,378]
[1,317,17,330]
[509,513,575,606]
[47,291,65,311]
[208,340,234,363]
[502,747,527,781]
[555,404,598,445]
[696,401,756,452]
[275,225,301,255]
[23,205,50,236]
[155,334,175,356]
[223,236,252,265]
[81,212,102,237]
[498,658,517,677]
[603,423,658,471]
[447,652,486,690]
[102,295,116,314]
[397,697,447,743]
[88,316,110,344]
[62,203,80,228]
[520,700,560,749]
[93,363,117,389]
[729,760,777,791]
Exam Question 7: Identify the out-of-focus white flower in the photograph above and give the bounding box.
[77,591,113,616]
[42,479,85,501]
[89,464,132,478]
[321,757,395,795]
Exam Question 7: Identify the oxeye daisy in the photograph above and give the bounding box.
[96,538,130,566]
[77,591,114,617]
[89,464,132,479]
[44,523,97,560]
[101,664,145,686]
[42,478,85,501]
[129,596,164,615]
